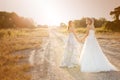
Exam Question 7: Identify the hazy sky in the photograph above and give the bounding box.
[0,0,120,25]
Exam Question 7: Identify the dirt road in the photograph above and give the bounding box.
[29,28,120,80]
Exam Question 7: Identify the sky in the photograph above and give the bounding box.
[0,0,120,25]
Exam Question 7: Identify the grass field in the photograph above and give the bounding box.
[29,28,120,80]
[0,27,120,80]
[0,27,48,80]
[57,27,117,34]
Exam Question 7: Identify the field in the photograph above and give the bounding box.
[17,27,119,80]
[0,27,120,80]
[0,28,48,80]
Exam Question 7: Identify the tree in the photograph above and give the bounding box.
[60,22,67,28]
[94,18,107,27]
[73,17,107,28]
[105,6,120,32]
[0,11,35,29]
[73,18,86,28]
[110,6,120,21]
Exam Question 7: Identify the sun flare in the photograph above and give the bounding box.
[28,0,61,25]
[1,0,119,26]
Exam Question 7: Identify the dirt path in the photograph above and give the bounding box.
[29,28,120,80]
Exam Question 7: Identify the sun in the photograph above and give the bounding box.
[43,5,60,25]
[28,0,61,25]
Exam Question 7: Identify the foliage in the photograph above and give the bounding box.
[105,21,120,32]
[104,6,120,32]
[0,12,35,29]
[60,17,107,28]
[59,6,120,32]
[110,6,120,21]
[60,22,67,28]
[73,18,86,28]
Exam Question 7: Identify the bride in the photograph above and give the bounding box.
[60,21,81,68]
[79,18,118,72]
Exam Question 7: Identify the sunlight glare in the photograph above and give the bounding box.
[29,0,61,25]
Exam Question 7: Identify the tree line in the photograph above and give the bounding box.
[60,17,107,28]
[60,6,120,32]
[0,12,35,29]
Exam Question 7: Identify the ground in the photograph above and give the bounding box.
[16,28,120,80]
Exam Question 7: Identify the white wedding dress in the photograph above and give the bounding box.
[80,29,118,72]
[61,31,81,68]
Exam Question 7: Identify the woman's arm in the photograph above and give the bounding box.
[72,28,80,42]
[80,27,89,42]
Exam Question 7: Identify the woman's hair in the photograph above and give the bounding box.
[86,17,92,25]
[68,21,72,30]
[86,17,95,29]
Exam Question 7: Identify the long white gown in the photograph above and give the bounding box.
[80,29,118,72]
[61,32,81,68]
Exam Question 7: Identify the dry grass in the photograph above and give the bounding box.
[0,27,48,80]
[58,27,118,34]
[76,27,112,33]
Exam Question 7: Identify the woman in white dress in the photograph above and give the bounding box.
[79,18,118,72]
[60,21,81,68]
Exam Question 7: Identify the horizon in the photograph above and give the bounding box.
[0,0,120,26]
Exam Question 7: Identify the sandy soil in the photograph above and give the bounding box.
[18,28,120,80]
